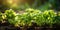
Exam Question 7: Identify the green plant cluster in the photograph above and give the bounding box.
[0,9,60,27]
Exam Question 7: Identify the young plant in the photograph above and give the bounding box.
[5,9,16,19]
[25,8,44,26]
[43,10,57,26]
[4,9,20,27]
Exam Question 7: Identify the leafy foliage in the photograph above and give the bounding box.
[5,9,16,19]
[1,9,60,27]
[4,9,20,27]
[54,12,60,25]
[43,10,57,26]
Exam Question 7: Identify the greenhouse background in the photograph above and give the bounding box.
[0,0,60,30]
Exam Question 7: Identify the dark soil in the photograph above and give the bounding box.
[0,22,60,30]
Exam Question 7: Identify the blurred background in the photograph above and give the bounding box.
[0,0,59,12]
